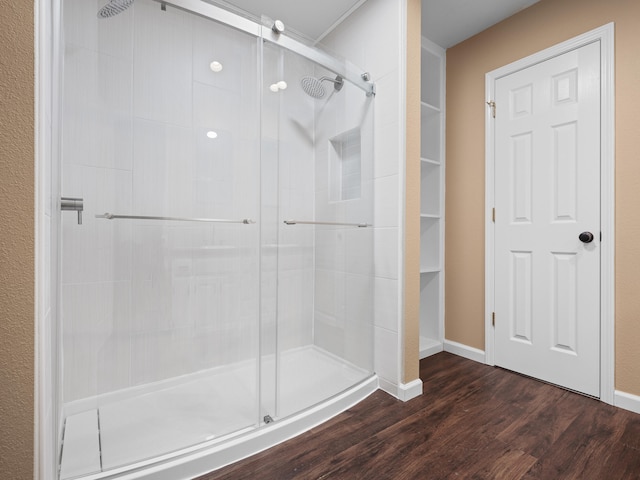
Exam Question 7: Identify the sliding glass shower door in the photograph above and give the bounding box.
[261,41,375,421]
[59,1,261,475]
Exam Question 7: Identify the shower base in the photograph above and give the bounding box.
[60,345,377,480]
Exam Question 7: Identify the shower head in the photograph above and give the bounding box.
[300,75,344,99]
[97,0,134,19]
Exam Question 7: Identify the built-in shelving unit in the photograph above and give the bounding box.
[419,37,445,359]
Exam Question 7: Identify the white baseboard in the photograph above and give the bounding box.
[398,379,423,401]
[378,378,423,402]
[444,340,486,364]
[614,390,640,415]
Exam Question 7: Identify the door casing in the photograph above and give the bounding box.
[484,23,615,403]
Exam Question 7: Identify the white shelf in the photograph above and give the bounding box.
[420,267,441,274]
[421,101,440,113]
[421,157,440,166]
[419,37,445,361]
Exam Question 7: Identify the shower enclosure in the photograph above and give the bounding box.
[56,0,375,477]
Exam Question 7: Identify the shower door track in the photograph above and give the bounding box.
[151,0,375,97]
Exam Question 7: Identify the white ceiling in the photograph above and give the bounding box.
[222,0,540,47]
[422,0,540,48]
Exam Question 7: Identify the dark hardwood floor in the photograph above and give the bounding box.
[197,352,640,479]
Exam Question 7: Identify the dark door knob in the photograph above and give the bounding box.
[579,232,594,243]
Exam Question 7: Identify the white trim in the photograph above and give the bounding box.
[614,390,640,416]
[315,0,369,44]
[35,0,58,478]
[397,0,409,395]
[444,340,486,364]
[397,379,423,401]
[484,23,615,403]
[378,377,398,398]
[377,377,423,402]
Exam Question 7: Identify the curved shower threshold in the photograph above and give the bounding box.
[60,348,378,480]
[69,375,377,480]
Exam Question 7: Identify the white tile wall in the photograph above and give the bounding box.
[374,174,399,227]
[62,47,133,171]
[323,0,405,390]
[132,118,194,215]
[61,0,262,402]
[132,1,193,127]
[62,0,133,57]
[374,227,400,280]
[374,325,399,384]
[374,277,399,332]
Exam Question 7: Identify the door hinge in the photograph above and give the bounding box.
[492,312,495,326]
[486,100,496,118]
[492,207,495,222]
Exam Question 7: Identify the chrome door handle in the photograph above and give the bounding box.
[61,197,83,225]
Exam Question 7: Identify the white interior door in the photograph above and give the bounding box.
[494,41,601,397]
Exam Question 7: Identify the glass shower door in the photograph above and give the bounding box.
[261,40,375,422]
[58,1,261,476]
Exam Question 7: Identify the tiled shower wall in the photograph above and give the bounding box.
[311,76,375,369]
[60,0,316,402]
[60,0,382,405]
[323,0,405,390]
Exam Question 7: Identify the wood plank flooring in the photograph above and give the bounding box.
[196,352,640,479]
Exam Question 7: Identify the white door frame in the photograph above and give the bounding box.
[484,23,615,403]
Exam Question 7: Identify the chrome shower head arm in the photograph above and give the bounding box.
[319,75,344,91]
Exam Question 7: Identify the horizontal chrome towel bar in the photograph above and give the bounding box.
[96,213,255,224]
[284,220,370,228]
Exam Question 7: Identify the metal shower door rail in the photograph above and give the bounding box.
[151,0,375,97]
[96,213,255,224]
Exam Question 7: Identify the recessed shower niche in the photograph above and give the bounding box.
[330,128,362,202]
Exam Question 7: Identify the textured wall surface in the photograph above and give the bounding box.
[445,0,640,395]
[0,3,35,479]
[403,0,421,383]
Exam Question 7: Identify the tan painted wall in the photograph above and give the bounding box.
[445,0,640,395]
[0,3,36,479]
[404,0,421,383]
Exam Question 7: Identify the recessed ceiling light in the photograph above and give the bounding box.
[269,83,279,92]
[277,80,287,90]
[206,131,218,139]
[209,61,223,73]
